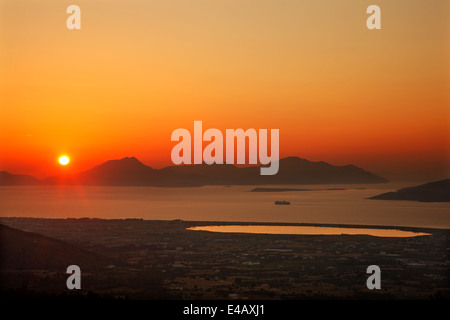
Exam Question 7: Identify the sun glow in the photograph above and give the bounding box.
[59,156,70,166]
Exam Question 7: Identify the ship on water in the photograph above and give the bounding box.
[275,200,290,205]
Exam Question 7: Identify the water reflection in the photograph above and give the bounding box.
[187,225,430,237]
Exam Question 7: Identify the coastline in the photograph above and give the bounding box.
[2,216,449,236]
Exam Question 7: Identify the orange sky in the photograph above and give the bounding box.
[0,0,449,179]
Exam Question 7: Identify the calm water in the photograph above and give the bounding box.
[187,225,431,237]
[1,183,449,229]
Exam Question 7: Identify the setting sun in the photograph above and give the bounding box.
[59,156,70,166]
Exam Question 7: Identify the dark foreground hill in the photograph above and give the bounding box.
[40,156,387,186]
[369,179,450,202]
[0,224,111,270]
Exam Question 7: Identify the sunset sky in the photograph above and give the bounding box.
[1,0,449,179]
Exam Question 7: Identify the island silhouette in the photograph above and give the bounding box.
[370,179,450,202]
[1,156,388,186]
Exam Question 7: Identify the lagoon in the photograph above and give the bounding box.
[187,225,431,237]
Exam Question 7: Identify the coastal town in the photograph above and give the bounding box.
[1,217,449,299]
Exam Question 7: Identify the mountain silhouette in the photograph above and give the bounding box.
[0,171,40,185]
[369,179,450,202]
[42,157,204,187]
[163,156,388,185]
[0,224,111,270]
[39,156,387,186]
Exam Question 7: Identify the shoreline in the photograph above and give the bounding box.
[1,216,449,236]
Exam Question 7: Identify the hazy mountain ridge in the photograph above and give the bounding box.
[0,171,40,185]
[2,156,388,186]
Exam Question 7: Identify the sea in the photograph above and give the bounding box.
[1,182,449,229]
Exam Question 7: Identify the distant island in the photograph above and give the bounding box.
[251,187,347,192]
[369,179,450,202]
[0,156,388,187]
[0,171,40,186]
